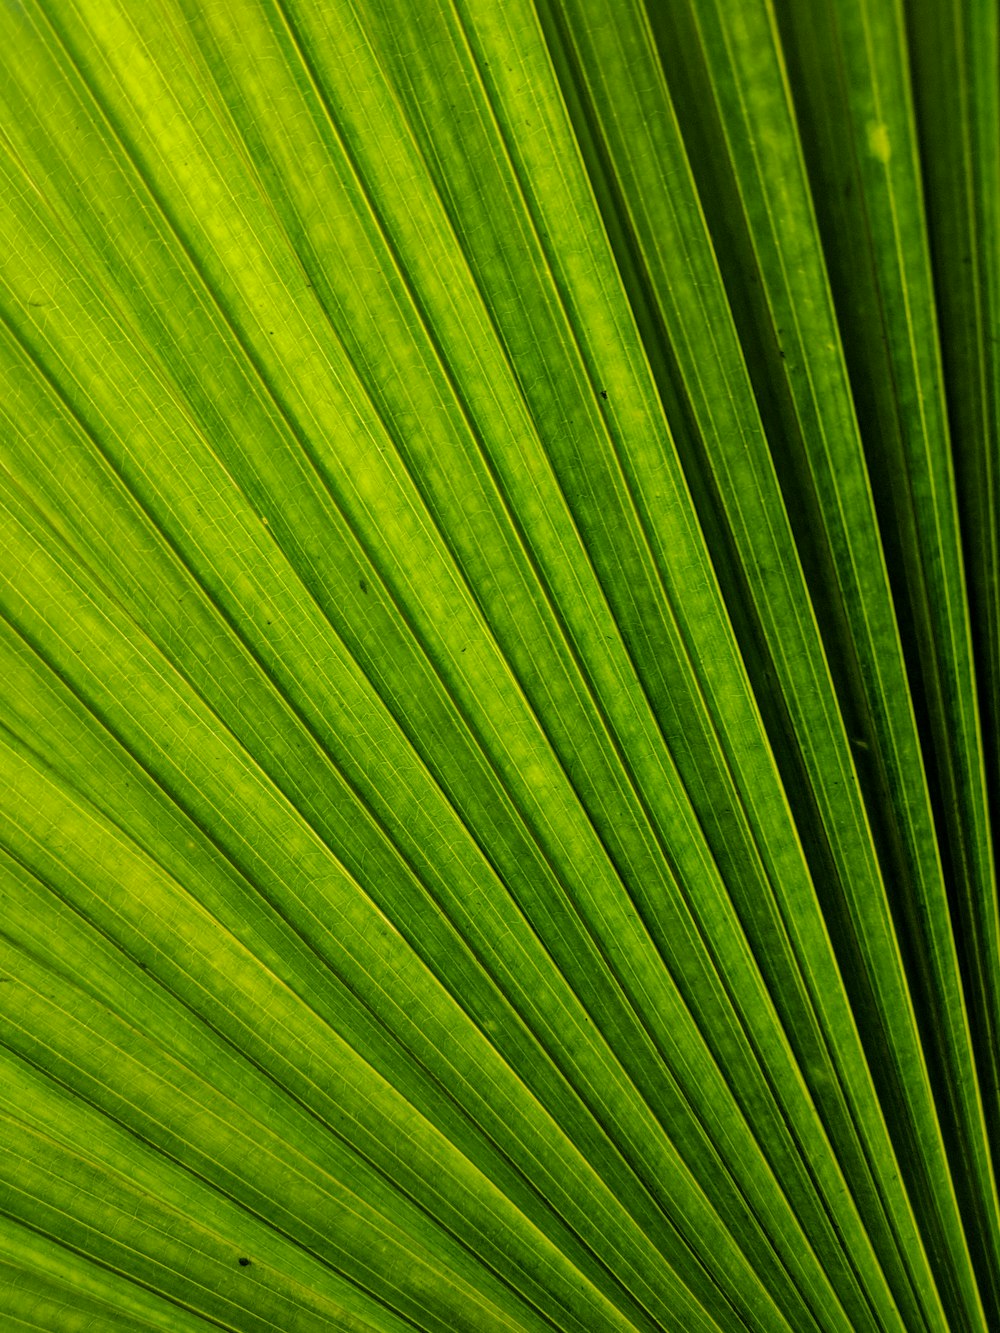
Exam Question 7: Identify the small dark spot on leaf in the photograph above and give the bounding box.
[779,350,786,359]
[359,578,368,595]
[599,389,608,401]
[238,1257,251,1267]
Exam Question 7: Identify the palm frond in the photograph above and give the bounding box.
[1,1,996,1330]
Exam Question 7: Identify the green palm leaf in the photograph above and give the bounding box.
[0,0,996,1329]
